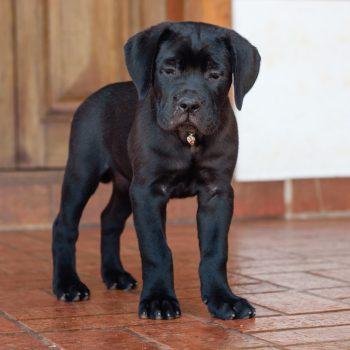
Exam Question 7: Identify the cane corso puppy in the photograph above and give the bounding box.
[52,21,260,320]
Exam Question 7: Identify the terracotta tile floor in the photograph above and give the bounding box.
[1,219,350,349]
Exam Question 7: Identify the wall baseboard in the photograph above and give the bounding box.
[0,171,349,231]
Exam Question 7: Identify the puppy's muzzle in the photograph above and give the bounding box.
[172,94,204,129]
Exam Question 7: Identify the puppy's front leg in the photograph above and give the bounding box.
[130,182,180,320]
[197,184,256,320]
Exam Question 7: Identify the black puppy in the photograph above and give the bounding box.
[52,22,260,320]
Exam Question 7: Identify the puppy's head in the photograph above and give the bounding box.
[124,22,260,135]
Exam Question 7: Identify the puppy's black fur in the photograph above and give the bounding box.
[52,22,260,320]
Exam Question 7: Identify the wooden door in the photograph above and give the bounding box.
[0,0,230,169]
[14,0,168,168]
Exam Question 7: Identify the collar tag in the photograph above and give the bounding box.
[186,133,196,146]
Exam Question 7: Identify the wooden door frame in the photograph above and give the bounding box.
[167,0,231,27]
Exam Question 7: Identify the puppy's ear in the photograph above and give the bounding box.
[226,30,261,110]
[124,22,170,100]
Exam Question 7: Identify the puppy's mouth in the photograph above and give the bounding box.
[177,122,198,134]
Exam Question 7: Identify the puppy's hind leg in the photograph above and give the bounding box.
[101,178,137,290]
[52,161,99,302]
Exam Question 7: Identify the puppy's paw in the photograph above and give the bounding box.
[104,271,137,291]
[54,280,90,302]
[205,295,256,320]
[139,298,181,320]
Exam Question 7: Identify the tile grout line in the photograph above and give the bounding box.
[307,270,350,284]
[261,308,350,317]
[284,179,293,220]
[315,178,324,213]
[242,280,349,293]
[181,313,286,350]
[0,309,62,349]
[244,269,350,278]
[17,311,139,323]
[288,210,350,220]
[228,271,296,296]
[123,327,173,350]
[242,321,350,335]
[254,335,350,349]
[302,289,350,304]
[249,301,288,317]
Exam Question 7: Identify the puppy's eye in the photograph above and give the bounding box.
[208,71,221,80]
[163,68,176,75]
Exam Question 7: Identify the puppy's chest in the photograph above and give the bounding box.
[157,145,231,198]
[168,172,198,198]
[159,162,208,199]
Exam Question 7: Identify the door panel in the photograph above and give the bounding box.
[44,0,131,166]
[0,0,16,168]
[15,0,47,167]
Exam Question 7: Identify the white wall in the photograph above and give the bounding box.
[233,0,350,181]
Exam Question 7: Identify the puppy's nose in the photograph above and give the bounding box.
[178,97,200,113]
